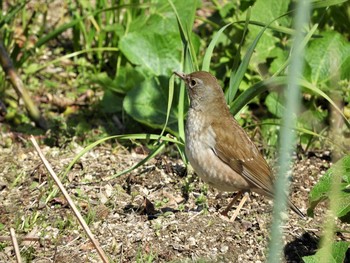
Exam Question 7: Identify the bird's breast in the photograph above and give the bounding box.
[185,109,250,192]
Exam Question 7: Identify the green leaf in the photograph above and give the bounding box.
[169,0,200,71]
[202,23,232,72]
[91,67,145,94]
[265,92,285,118]
[99,90,123,114]
[119,1,198,76]
[241,0,291,64]
[302,241,350,263]
[297,107,327,132]
[308,155,350,221]
[120,20,181,75]
[269,47,288,74]
[300,78,350,129]
[226,8,292,103]
[168,0,198,34]
[123,78,178,133]
[230,76,288,116]
[305,31,350,85]
[311,0,348,9]
[261,119,280,149]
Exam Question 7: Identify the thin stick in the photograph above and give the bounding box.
[30,136,109,263]
[10,228,22,263]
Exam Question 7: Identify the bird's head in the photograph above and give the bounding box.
[174,71,227,111]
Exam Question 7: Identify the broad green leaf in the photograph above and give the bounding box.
[119,17,182,76]
[269,47,288,74]
[297,107,327,131]
[241,0,291,64]
[123,78,178,133]
[303,241,350,263]
[99,90,123,114]
[265,92,285,118]
[308,155,350,221]
[311,0,348,9]
[119,1,198,76]
[305,31,350,85]
[90,67,145,94]
[261,119,280,149]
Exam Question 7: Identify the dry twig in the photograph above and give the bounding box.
[30,136,109,263]
[10,228,22,263]
[0,41,47,129]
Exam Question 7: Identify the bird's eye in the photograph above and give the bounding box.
[190,79,197,87]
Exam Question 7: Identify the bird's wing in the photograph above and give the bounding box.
[211,117,274,197]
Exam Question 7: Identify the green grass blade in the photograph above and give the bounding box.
[228,7,251,101]
[46,134,179,203]
[26,47,119,74]
[0,1,26,28]
[105,141,167,180]
[160,75,175,138]
[273,23,319,77]
[230,75,350,131]
[62,134,182,179]
[225,12,290,103]
[236,20,295,35]
[229,76,287,116]
[254,121,346,152]
[17,3,149,66]
[300,78,350,129]
[177,73,186,143]
[201,23,232,72]
[168,0,198,71]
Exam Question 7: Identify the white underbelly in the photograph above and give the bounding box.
[185,112,249,192]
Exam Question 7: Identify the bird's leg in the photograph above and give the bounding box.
[229,192,249,222]
[221,191,243,217]
[215,192,223,199]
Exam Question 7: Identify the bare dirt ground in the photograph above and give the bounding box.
[1,132,349,262]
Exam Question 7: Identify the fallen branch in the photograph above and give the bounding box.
[0,41,47,129]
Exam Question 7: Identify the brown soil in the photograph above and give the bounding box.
[0,133,348,262]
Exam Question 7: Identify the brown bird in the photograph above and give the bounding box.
[174,70,304,221]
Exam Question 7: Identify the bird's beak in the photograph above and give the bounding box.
[173,71,187,80]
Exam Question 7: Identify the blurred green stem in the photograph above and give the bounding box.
[267,0,311,262]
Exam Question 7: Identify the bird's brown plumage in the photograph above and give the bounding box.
[174,70,304,218]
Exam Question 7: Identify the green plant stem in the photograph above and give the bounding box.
[267,0,311,262]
